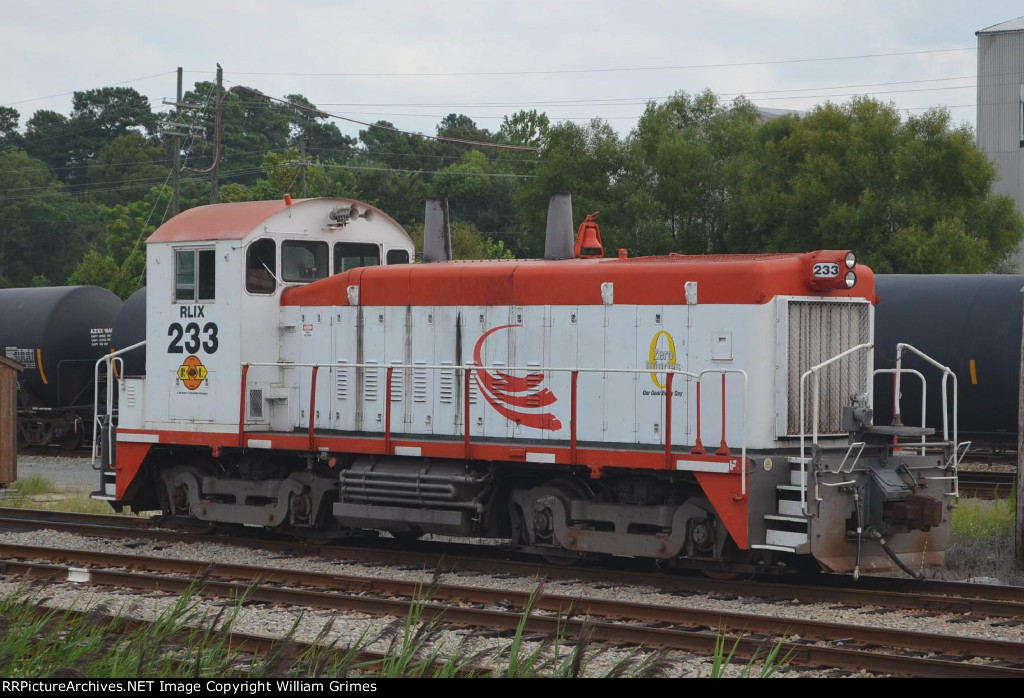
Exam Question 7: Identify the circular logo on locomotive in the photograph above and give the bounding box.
[176,355,208,390]
[648,330,680,389]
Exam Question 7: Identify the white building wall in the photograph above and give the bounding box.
[977,20,1024,270]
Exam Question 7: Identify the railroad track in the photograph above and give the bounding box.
[2,540,1024,677]
[1,506,1022,607]
[958,470,1017,499]
[3,508,1024,677]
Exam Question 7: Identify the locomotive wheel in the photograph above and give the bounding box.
[699,540,756,580]
[57,427,83,451]
[535,477,594,566]
[681,494,752,580]
[388,529,425,543]
[54,412,84,451]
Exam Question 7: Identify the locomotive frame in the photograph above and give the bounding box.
[93,196,967,578]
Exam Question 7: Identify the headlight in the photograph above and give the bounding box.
[845,252,856,269]
[845,271,857,288]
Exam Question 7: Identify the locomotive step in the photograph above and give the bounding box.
[763,529,810,549]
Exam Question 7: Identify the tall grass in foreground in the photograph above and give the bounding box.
[0,584,250,677]
[0,579,791,678]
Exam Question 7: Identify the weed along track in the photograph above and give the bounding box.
[2,527,1024,677]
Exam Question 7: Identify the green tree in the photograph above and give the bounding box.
[0,106,21,148]
[0,149,98,287]
[283,93,358,160]
[742,97,1024,272]
[408,219,514,260]
[518,118,626,257]
[498,110,550,149]
[21,110,73,179]
[87,132,169,205]
[622,90,761,255]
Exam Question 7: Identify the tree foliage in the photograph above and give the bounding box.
[740,98,1023,272]
[3,78,1022,298]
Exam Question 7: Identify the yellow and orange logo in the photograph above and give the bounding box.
[647,330,680,388]
[177,355,208,390]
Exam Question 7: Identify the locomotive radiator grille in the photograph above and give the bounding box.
[786,300,870,435]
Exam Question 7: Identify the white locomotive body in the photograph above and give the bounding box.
[97,197,963,577]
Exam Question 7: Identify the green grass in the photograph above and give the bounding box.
[2,475,146,516]
[709,628,792,678]
[950,495,1016,541]
[7,474,54,497]
[0,580,687,679]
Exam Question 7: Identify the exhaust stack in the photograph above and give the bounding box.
[544,193,574,260]
[423,198,452,263]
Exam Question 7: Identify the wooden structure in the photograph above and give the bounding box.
[0,355,23,485]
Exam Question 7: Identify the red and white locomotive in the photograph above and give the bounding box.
[94,196,965,577]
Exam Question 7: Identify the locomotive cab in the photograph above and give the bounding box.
[95,197,414,500]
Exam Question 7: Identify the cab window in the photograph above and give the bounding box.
[175,248,215,302]
[245,239,277,294]
[334,242,380,273]
[386,248,411,265]
[282,241,329,282]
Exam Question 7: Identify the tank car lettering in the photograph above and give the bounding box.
[167,322,219,354]
[89,327,113,347]
[5,347,35,368]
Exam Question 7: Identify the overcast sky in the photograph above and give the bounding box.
[3,1,1024,142]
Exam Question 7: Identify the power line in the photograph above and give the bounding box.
[0,71,176,109]
[225,47,977,78]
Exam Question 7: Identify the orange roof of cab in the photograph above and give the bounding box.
[148,200,295,244]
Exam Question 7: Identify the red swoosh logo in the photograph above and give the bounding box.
[473,324,562,431]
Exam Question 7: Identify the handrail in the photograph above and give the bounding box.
[797,342,873,514]
[239,360,748,479]
[798,342,874,465]
[799,343,960,515]
[873,368,927,455]
[91,341,146,467]
[894,342,958,448]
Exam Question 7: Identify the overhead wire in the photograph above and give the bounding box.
[224,47,977,77]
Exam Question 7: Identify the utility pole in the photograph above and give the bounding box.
[160,67,206,214]
[173,67,182,215]
[211,64,222,204]
[300,141,307,198]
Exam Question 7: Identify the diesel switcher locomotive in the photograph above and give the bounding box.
[92,196,966,578]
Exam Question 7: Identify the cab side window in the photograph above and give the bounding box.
[386,249,411,265]
[246,239,277,294]
[334,242,381,273]
[175,248,216,302]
